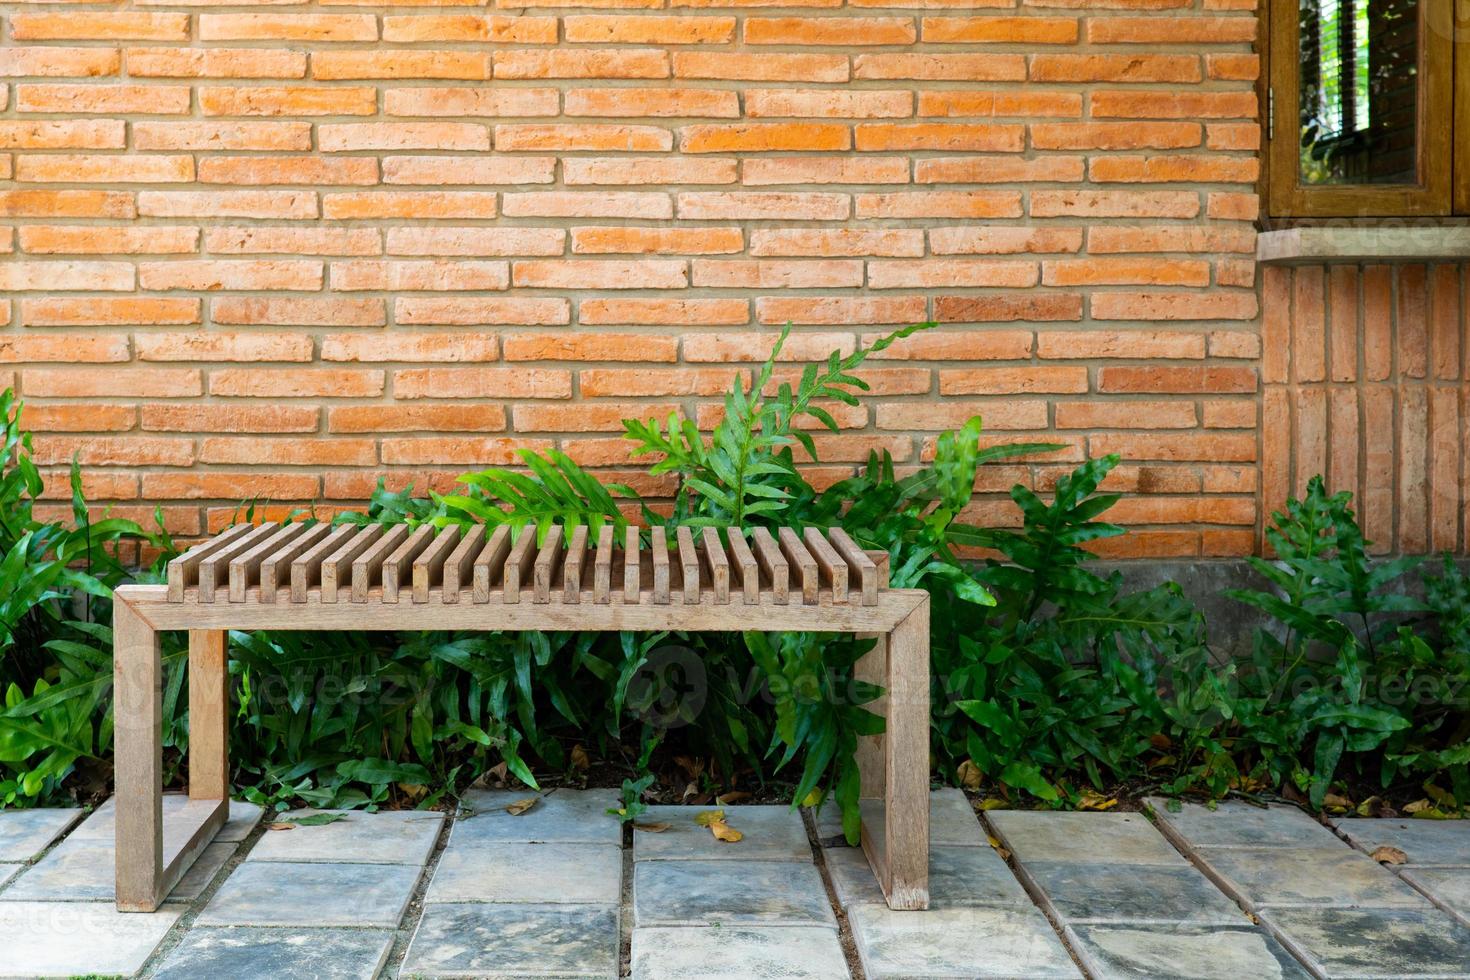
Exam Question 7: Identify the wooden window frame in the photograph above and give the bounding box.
[1266,0,1459,218]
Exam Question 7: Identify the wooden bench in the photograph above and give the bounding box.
[112,522,931,912]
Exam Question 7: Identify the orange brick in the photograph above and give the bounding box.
[746,89,912,118]
[321,333,500,362]
[0,260,134,291]
[386,227,565,257]
[1090,433,1256,463]
[856,191,1021,219]
[315,51,489,80]
[853,54,1025,81]
[199,14,378,41]
[1091,292,1258,321]
[381,437,545,466]
[200,86,376,117]
[1092,91,1257,119]
[381,15,558,43]
[565,15,735,43]
[137,190,317,219]
[322,191,498,220]
[0,334,129,364]
[917,90,1081,118]
[868,259,1037,289]
[1042,258,1210,287]
[929,227,1083,255]
[924,16,1076,43]
[681,123,850,153]
[25,367,200,398]
[384,156,555,185]
[142,472,319,501]
[127,48,307,79]
[856,123,1022,152]
[760,296,928,325]
[144,404,320,434]
[330,260,508,292]
[693,259,861,289]
[1030,53,1201,83]
[210,368,384,399]
[503,192,673,219]
[198,156,378,186]
[1032,122,1200,150]
[866,330,1031,361]
[21,296,199,326]
[24,404,137,431]
[741,157,909,185]
[580,298,748,326]
[11,13,189,41]
[327,405,506,434]
[934,294,1082,323]
[1056,401,1197,430]
[137,332,313,363]
[134,121,310,151]
[683,331,855,363]
[0,120,125,150]
[394,367,571,399]
[673,52,848,82]
[503,333,679,362]
[31,436,194,467]
[1031,190,1199,218]
[1039,330,1207,359]
[564,157,735,185]
[572,226,742,255]
[0,47,121,78]
[16,154,192,183]
[213,296,386,326]
[494,50,669,79]
[566,87,739,117]
[15,84,190,114]
[200,438,376,467]
[204,227,381,256]
[677,192,848,220]
[1088,154,1257,184]
[138,260,322,292]
[915,156,1084,183]
[513,259,687,290]
[940,367,1087,395]
[749,229,923,258]
[1088,16,1257,44]
[745,17,915,45]
[396,297,570,326]
[495,124,672,152]
[384,87,558,117]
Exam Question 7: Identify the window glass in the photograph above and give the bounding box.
[1298,0,1419,185]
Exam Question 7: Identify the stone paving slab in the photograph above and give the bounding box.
[73,795,262,843]
[0,864,18,890]
[0,837,235,903]
[1190,845,1430,909]
[847,904,1083,979]
[816,789,987,848]
[631,925,849,980]
[633,805,812,862]
[1019,861,1248,925]
[151,926,395,980]
[453,788,622,846]
[0,900,182,978]
[198,859,423,927]
[825,843,1031,910]
[1259,905,1470,978]
[1332,818,1470,866]
[1401,868,1470,927]
[1066,923,1310,980]
[426,841,622,905]
[404,901,619,979]
[988,811,1188,867]
[247,807,443,864]
[633,859,835,928]
[0,808,82,862]
[1147,798,1329,849]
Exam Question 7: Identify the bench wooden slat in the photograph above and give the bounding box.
[502,526,537,605]
[826,528,878,606]
[675,526,700,604]
[593,525,614,603]
[229,523,305,603]
[293,524,360,602]
[382,524,436,604]
[650,527,670,604]
[701,527,730,604]
[778,527,819,605]
[322,525,382,604]
[442,524,485,604]
[726,528,760,604]
[804,527,849,605]
[413,525,461,603]
[198,523,280,604]
[168,523,256,602]
[750,527,788,605]
[261,523,332,604]
[472,525,511,603]
[533,526,566,603]
[562,524,588,604]
[352,524,409,603]
[622,526,640,604]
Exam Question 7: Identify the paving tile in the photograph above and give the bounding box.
[631,925,849,980]
[151,926,393,980]
[72,795,262,843]
[1021,861,1247,925]
[1401,868,1470,927]
[0,837,234,903]
[426,842,621,905]
[848,904,1082,979]
[1259,905,1470,978]
[452,788,622,846]
[0,808,83,862]
[825,844,1031,910]
[816,789,987,848]
[197,859,422,927]
[0,900,182,978]
[1067,923,1310,980]
[633,859,835,927]
[1333,818,1470,866]
[1147,798,1329,849]
[0,864,18,890]
[404,901,618,979]
[1194,845,1429,909]
[246,808,443,864]
[633,805,812,862]
[987,811,1187,867]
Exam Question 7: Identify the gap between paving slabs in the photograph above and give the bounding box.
[987,808,1307,980]
[1148,798,1470,979]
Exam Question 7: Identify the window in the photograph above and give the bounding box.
[1266,0,1465,217]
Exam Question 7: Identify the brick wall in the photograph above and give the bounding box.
[1263,263,1470,555]
[0,1,1268,557]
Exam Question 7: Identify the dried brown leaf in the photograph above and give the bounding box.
[1370,845,1408,866]
[506,797,539,816]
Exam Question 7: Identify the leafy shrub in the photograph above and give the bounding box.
[2,327,1468,822]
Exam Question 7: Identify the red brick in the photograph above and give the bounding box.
[746,89,912,118]
[940,367,1087,395]
[494,50,668,79]
[211,368,384,399]
[503,333,679,362]
[394,368,571,399]
[21,296,199,326]
[565,15,735,43]
[580,298,749,326]
[137,333,314,362]
[1097,366,1256,393]
[322,333,499,362]
[566,87,739,117]
[328,405,507,434]
[1039,330,1206,359]
[384,87,559,117]
[924,16,1077,43]
[856,123,1023,152]
[144,404,320,434]
[397,297,570,326]
[1030,53,1203,83]
[746,17,915,45]
[934,294,1083,323]
[760,296,928,325]
[572,226,743,255]
[1087,16,1257,44]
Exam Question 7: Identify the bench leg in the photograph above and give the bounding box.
[857,596,930,910]
[114,597,164,912]
[115,604,230,912]
[189,630,230,800]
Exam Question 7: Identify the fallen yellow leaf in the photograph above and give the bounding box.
[506,797,538,816]
[1078,791,1118,811]
[570,745,590,771]
[694,809,725,828]
[987,835,1011,861]
[956,760,982,791]
[800,788,824,808]
[709,818,743,843]
[977,797,1009,811]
